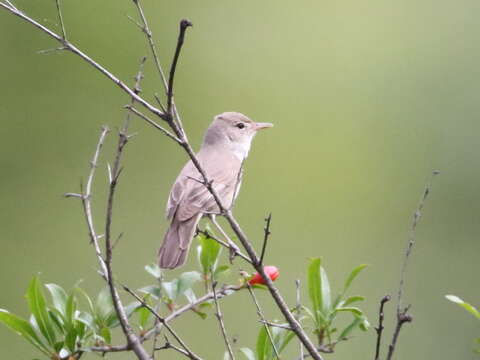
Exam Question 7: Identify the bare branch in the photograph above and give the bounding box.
[167,19,192,117]
[259,213,272,265]
[374,295,390,360]
[100,62,151,360]
[125,105,182,143]
[246,283,281,359]
[75,126,110,280]
[123,285,203,360]
[155,336,191,358]
[386,170,439,360]
[295,280,304,360]
[54,0,67,40]
[212,279,236,360]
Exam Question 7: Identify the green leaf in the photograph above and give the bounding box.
[65,327,77,353]
[75,287,95,315]
[240,347,256,360]
[139,285,161,300]
[162,280,179,301]
[343,264,368,293]
[338,317,362,340]
[196,232,222,274]
[94,287,114,324]
[65,293,77,330]
[307,258,331,324]
[0,309,51,356]
[335,307,363,316]
[445,295,480,319]
[214,265,231,279]
[338,296,365,308]
[256,325,268,360]
[100,326,111,344]
[308,258,322,325]
[177,272,202,296]
[320,266,331,315]
[136,307,151,329]
[145,264,162,279]
[27,276,56,346]
[45,284,68,316]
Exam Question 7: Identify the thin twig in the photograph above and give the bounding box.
[374,295,390,360]
[386,170,439,360]
[246,283,281,359]
[209,214,242,263]
[54,0,67,40]
[259,213,272,265]
[101,62,151,360]
[155,336,190,357]
[71,126,109,280]
[295,280,304,360]
[123,285,203,360]
[166,19,192,117]
[125,105,182,143]
[212,280,236,360]
[196,228,252,264]
[258,320,292,330]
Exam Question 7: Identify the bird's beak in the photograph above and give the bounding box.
[254,122,274,131]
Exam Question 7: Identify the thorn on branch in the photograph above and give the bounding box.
[259,213,272,265]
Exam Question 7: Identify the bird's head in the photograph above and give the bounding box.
[203,112,273,158]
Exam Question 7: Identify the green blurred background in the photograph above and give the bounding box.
[1,0,479,358]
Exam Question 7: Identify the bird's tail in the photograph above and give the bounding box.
[158,215,201,269]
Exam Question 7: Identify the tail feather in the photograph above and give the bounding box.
[158,215,200,269]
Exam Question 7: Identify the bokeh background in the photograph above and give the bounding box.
[1,0,479,359]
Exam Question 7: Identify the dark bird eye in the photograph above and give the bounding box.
[236,123,245,129]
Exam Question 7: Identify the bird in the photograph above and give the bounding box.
[158,112,273,269]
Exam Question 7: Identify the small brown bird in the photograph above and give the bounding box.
[158,112,273,269]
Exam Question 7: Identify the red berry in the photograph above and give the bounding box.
[248,266,279,285]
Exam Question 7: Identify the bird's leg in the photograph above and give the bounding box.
[208,214,240,263]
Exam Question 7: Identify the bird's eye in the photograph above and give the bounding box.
[236,123,245,129]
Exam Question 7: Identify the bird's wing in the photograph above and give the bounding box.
[166,150,241,221]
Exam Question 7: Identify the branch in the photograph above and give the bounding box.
[246,283,281,359]
[0,1,167,121]
[374,295,390,360]
[123,285,203,360]
[196,228,252,264]
[386,170,439,360]
[212,280,236,360]
[101,62,151,360]
[259,213,272,265]
[167,19,192,117]
[54,0,67,40]
[295,280,304,360]
[66,126,109,280]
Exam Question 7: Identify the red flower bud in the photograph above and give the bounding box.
[248,266,279,285]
